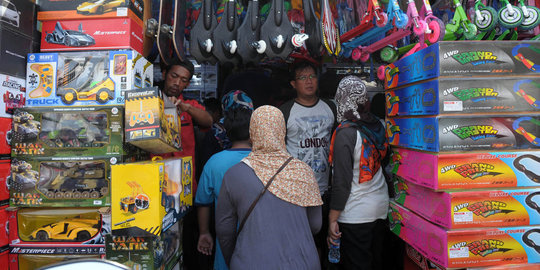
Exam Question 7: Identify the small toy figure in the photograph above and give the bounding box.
[10,159,39,192]
[12,111,41,142]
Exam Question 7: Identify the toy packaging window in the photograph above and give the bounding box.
[39,111,110,148]
[113,54,127,75]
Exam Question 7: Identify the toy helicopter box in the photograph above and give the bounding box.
[40,18,144,55]
[386,114,540,152]
[124,87,182,154]
[394,177,540,229]
[0,159,10,204]
[8,207,110,254]
[37,0,145,23]
[386,77,540,117]
[8,155,123,208]
[0,0,36,39]
[0,117,11,155]
[0,74,25,117]
[383,41,540,90]
[25,50,152,107]
[392,148,540,190]
[389,201,540,268]
[0,27,37,78]
[9,254,103,270]
[111,157,192,237]
[106,220,182,270]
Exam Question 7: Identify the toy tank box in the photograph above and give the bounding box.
[9,254,103,270]
[394,178,540,229]
[0,74,25,117]
[386,114,540,152]
[37,0,145,23]
[106,220,182,270]
[383,41,540,90]
[0,26,37,78]
[8,207,110,254]
[111,157,192,237]
[10,106,126,157]
[125,87,181,154]
[389,201,540,268]
[25,50,152,107]
[392,148,540,190]
[8,156,122,207]
[385,77,540,117]
[0,0,36,39]
[0,117,10,155]
[40,18,143,54]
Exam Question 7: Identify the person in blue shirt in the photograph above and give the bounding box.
[195,91,254,270]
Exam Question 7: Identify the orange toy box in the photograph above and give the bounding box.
[390,201,540,268]
[394,177,540,229]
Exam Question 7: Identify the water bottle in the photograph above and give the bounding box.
[328,238,340,264]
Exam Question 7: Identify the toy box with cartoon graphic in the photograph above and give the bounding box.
[8,207,110,254]
[8,155,123,207]
[9,253,103,270]
[111,157,192,237]
[394,177,540,229]
[0,27,37,78]
[392,148,540,190]
[386,115,540,152]
[10,106,126,157]
[385,77,540,117]
[0,74,25,117]
[0,117,10,155]
[125,87,181,154]
[382,41,540,90]
[389,201,540,268]
[40,18,143,54]
[106,219,182,270]
[0,0,36,39]
[37,0,145,22]
[25,50,152,107]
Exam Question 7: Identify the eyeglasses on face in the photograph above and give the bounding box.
[296,74,317,81]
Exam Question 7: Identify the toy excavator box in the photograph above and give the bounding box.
[125,87,181,154]
[25,50,152,107]
[111,157,190,237]
[8,155,120,207]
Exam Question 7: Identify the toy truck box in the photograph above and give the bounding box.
[106,219,182,270]
[0,117,10,155]
[8,155,122,207]
[386,77,540,117]
[0,74,25,117]
[8,207,110,254]
[40,18,143,55]
[125,87,181,154]
[37,0,144,23]
[0,0,36,39]
[26,50,152,107]
[0,26,37,78]
[386,114,540,152]
[383,41,540,90]
[9,106,129,158]
[392,148,540,190]
[9,253,103,270]
[389,201,540,268]
[394,177,540,229]
[111,157,192,237]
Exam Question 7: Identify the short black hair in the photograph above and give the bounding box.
[289,61,317,82]
[203,98,221,114]
[223,107,252,142]
[162,58,195,79]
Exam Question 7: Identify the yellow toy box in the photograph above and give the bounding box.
[124,87,181,154]
[111,157,192,237]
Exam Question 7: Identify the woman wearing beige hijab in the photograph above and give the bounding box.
[216,105,323,270]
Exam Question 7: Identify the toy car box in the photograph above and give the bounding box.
[392,148,540,190]
[37,0,144,23]
[0,0,36,39]
[9,253,103,270]
[40,18,143,55]
[111,157,192,237]
[8,207,110,254]
[125,87,182,154]
[385,77,540,117]
[0,117,10,155]
[26,50,152,107]
[0,26,37,78]
[383,41,540,90]
[106,219,182,270]
[8,155,123,207]
[0,74,25,117]
[387,114,540,152]
[389,201,540,268]
[394,177,540,229]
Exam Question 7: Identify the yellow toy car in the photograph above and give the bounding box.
[77,0,126,15]
[30,217,100,242]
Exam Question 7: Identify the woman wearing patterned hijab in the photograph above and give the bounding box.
[216,106,323,270]
[327,76,389,270]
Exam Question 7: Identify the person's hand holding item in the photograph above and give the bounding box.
[327,220,342,248]
[168,96,192,113]
[197,232,214,256]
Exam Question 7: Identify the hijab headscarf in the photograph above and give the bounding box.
[213,90,254,149]
[243,106,322,207]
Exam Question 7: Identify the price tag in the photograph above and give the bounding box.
[449,247,469,258]
[444,101,463,111]
[454,212,473,223]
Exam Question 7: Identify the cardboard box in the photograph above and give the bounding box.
[387,115,540,152]
[0,117,10,155]
[9,253,103,270]
[8,207,110,254]
[10,106,126,157]
[386,77,540,116]
[0,206,7,247]
[37,0,144,23]
[106,220,182,270]
[389,201,540,268]
[0,27,37,78]
[0,0,35,39]
[0,74,25,117]
[26,50,152,107]
[40,18,143,54]
[383,41,540,90]
[392,148,540,190]
[111,157,192,237]
[394,178,540,229]
[125,87,181,154]
[0,159,10,204]
[8,156,122,207]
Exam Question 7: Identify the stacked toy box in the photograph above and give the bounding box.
[383,41,540,269]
